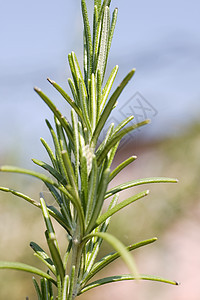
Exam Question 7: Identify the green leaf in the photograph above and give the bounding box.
[47,206,72,234]
[0,165,85,234]
[43,182,63,205]
[96,122,114,155]
[68,53,80,101]
[94,190,149,229]
[54,117,68,153]
[97,120,149,165]
[40,196,59,247]
[84,194,119,275]
[82,232,139,280]
[40,278,50,300]
[68,78,79,105]
[61,275,69,300]
[45,120,70,184]
[81,0,93,82]
[93,5,98,60]
[71,110,79,183]
[32,159,67,186]
[0,261,56,285]
[0,165,59,190]
[79,78,92,133]
[0,186,70,232]
[47,275,54,298]
[32,277,42,300]
[106,7,118,62]
[90,73,97,131]
[79,274,178,294]
[64,185,85,236]
[96,69,101,121]
[30,242,56,275]
[109,155,137,182]
[82,237,157,285]
[45,230,65,285]
[0,186,39,207]
[68,265,75,300]
[69,51,88,107]
[47,78,84,123]
[80,155,88,213]
[63,240,72,270]
[101,65,118,111]
[40,138,57,169]
[60,202,73,231]
[61,150,77,191]
[84,232,100,275]
[86,167,110,234]
[93,15,102,72]
[91,68,136,144]
[72,52,88,97]
[85,155,98,225]
[107,140,120,168]
[104,7,118,78]
[34,87,73,142]
[112,115,134,135]
[96,6,110,81]
[106,177,178,199]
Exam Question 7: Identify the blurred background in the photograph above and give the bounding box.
[0,0,200,299]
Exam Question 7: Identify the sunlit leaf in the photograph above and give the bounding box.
[79,274,178,294]
[106,177,178,199]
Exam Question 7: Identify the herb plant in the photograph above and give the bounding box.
[0,0,178,299]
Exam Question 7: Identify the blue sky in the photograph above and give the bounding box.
[1,0,200,165]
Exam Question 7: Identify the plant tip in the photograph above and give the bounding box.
[47,78,55,84]
[34,86,41,92]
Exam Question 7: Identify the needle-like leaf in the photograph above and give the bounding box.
[82,232,139,280]
[32,277,42,300]
[0,262,57,285]
[79,274,178,294]
[32,159,67,186]
[34,87,73,142]
[91,68,135,144]
[97,120,149,165]
[61,275,69,300]
[47,78,84,123]
[109,156,137,182]
[86,167,110,234]
[94,190,149,229]
[106,177,178,199]
[96,6,110,81]
[41,196,65,284]
[101,65,118,111]
[30,242,56,275]
[81,237,157,285]
[81,0,93,82]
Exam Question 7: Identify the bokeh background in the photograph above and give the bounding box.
[0,0,200,299]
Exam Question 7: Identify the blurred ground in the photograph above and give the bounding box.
[0,122,200,299]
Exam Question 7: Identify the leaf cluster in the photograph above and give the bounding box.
[0,1,178,299]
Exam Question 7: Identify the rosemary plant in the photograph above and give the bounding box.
[0,0,178,299]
